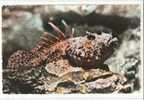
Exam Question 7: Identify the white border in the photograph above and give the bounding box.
[0,0,143,5]
[0,0,143,100]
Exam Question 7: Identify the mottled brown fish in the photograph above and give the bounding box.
[7,20,118,73]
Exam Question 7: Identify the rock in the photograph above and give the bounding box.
[3,66,132,94]
[44,68,132,93]
[93,5,140,17]
[45,59,83,77]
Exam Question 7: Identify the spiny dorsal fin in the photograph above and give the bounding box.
[71,28,75,37]
[61,20,74,38]
[38,21,74,47]
[48,22,65,39]
[31,21,74,53]
[39,31,60,47]
[40,36,54,44]
[43,32,60,41]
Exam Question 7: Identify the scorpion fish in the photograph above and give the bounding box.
[7,20,118,75]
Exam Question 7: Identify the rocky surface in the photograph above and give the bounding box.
[2,5,141,94]
[3,67,132,94]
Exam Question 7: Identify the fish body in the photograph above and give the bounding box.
[7,21,118,72]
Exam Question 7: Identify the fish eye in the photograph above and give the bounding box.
[86,32,95,40]
[87,34,95,40]
[109,37,118,47]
